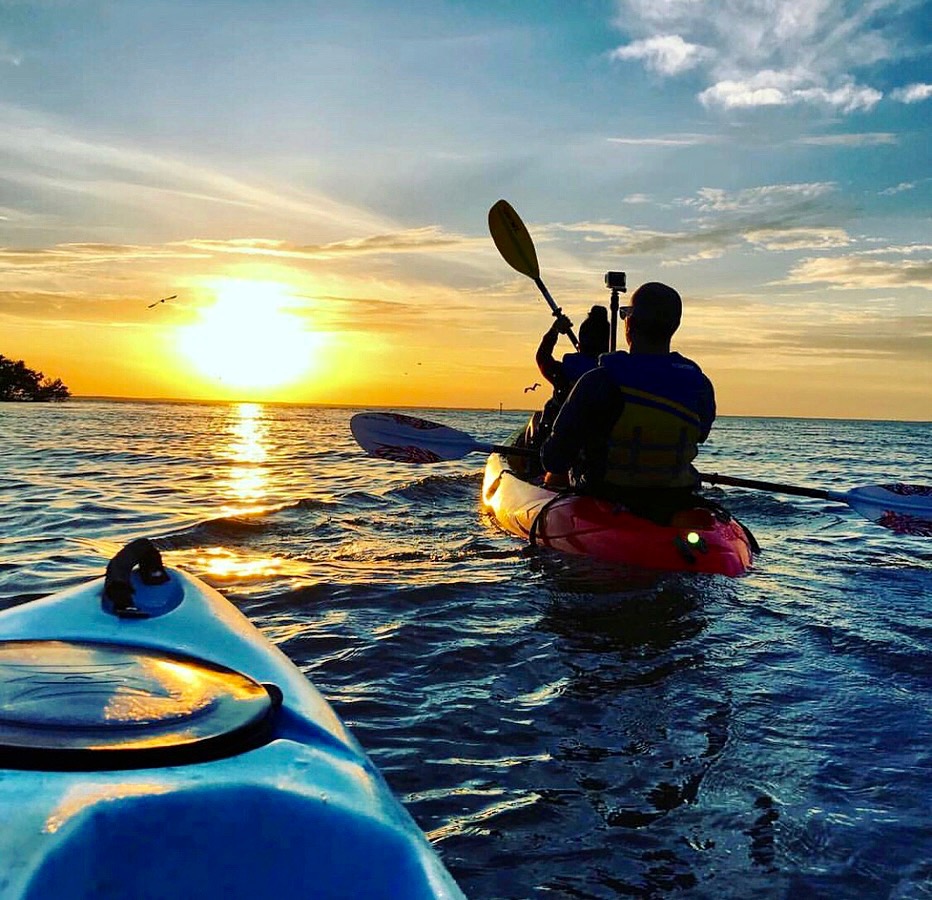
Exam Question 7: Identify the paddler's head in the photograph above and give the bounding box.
[578,304,610,357]
[621,282,682,351]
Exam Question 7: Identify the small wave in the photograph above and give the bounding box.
[805,621,932,681]
[388,472,481,503]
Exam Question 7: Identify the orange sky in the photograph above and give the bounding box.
[2,3,930,421]
[4,249,929,420]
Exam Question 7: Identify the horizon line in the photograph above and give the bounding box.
[24,394,929,425]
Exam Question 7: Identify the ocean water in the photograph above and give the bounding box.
[1,399,931,899]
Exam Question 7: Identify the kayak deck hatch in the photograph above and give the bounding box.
[0,639,280,769]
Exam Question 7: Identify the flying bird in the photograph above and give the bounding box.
[524,382,541,393]
[148,294,178,309]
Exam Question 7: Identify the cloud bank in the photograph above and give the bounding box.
[610,0,921,113]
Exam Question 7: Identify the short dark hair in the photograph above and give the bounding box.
[630,282,681,340]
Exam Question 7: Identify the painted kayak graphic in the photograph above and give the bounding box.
[481,446,754,577]
[0,540,464,900]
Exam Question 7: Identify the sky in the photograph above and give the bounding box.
[1,0,930,420]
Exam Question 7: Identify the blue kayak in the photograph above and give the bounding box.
[0,539,464,900]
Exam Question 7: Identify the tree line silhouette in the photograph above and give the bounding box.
[0,355,70,401]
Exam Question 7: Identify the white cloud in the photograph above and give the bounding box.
[0,103,395,243]
[796,133,897,146]
[561,182,846,260]
[891,83,932,103]
[743,227,851,251]
[611,0,904,115]
[698,73,881,112]
[879,181,916,196]
[785,256,932,290]
[856,243,932,256]
[794,82,882,112]
[609,34,712,75]
[698,79,788,109]
[607,133,718,146]
[623,193,653,204]
[662,248,727,265]
[188,229,482,259]
[681,182,837,213]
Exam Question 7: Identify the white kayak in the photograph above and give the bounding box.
[0,539,464,900]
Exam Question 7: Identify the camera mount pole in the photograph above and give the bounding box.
[609,286,619,352]
[606,274,626,352]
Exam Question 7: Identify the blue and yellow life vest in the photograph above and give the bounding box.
[598,352,714,489]
[560,352,600,386]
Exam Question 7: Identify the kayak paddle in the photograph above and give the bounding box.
[488,199,580,349]
[700,473,932,537]
[350,412,536,463]
[351,413,932,536]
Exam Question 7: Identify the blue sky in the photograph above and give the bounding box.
[1,0,930,418]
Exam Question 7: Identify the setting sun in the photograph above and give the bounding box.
[175,280,323,393]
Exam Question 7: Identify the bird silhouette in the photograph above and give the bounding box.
[148,294,177,309]
[524,382,541,393]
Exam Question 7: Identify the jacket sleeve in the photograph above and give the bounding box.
[540,369,611,474]
[698,375,716,442]
[535,326,564,387]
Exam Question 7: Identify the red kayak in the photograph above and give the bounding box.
[481,446,754,576]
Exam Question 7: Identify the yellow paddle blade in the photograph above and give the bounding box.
[488,199,540,279]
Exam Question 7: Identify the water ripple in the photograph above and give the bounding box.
[2,401,931,898]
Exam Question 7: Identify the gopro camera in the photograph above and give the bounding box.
[604,271,626,291]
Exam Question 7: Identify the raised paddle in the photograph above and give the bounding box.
[351,412,932,536]
[488,199,580,349]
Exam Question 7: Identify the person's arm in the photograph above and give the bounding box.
[698,375,716,442]
[540,368,611,474]
[536,315,573,386]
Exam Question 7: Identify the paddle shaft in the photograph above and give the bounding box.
[701,472,839,501]
[486,443,537,458]
[494,457,837,495]
[535,278,579,349]
[490,465,841,500]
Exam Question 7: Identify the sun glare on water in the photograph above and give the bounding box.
[176,280,321,393]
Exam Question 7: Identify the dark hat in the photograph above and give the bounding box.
[579,304,610,355]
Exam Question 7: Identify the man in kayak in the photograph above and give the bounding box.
[540,282,715,520]
[523,304,610,449]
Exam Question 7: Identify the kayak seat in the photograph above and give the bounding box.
[19,780,448,900]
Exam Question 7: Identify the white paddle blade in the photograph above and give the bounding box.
[845,484,932,536]
[350,413,478,463]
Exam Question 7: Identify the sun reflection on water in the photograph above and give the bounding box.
[192,403,287,582]
[197,547,284,580]
[223,402,269,515]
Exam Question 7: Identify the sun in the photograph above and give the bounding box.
[176,280,322,393]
